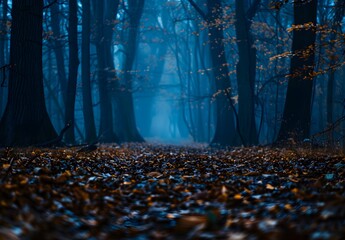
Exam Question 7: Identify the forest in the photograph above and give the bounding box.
[0,0,344,239]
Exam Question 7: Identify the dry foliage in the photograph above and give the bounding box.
[0,144,344,239]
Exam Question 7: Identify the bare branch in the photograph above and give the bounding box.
[186,0,207,20]
[43,0,58,10]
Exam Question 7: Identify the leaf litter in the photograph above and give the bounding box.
[0,144,344,239]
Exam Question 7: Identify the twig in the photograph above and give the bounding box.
[77,141,98,153]
[35,123,71,147]
[43,0,58,9]
[186,0,208,20]
[311,115,345,147]
[312,115,345,139]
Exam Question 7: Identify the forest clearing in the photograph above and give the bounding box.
[0,144,344,239]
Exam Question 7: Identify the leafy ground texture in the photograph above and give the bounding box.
[0,144,344,240]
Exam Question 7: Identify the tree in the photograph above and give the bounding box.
[235,0,261,145]
[50,2,67,108]
[92,0,119,143]
[187,0,236,146]
[81,0,97,143]
[0,0,8,115]
[327,0,345,126]
[277,0,318,142]
[64,0,80,144]
[116,0,145,142]
[0,0,57,146]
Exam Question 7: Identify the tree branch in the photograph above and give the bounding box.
[43,0,58,10]
[186,0,207,20]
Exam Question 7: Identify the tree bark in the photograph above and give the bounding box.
[235,0,259,146]
[327,0,345,126]
[64,0,80,144]
[0,0,8,116]
[116,0,145,142]
[103,0,121,142]
[92,0,119,143]
[81,0,97,143]
[0,0,57,146]
[206,0,236,146]
[277,0,318,142]
[50,2,67,107]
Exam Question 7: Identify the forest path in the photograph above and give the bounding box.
[0,144,344,239]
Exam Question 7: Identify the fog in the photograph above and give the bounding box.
[0,0,344,147]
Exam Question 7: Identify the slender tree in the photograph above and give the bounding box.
[92,0,119,143]
[116,0,145,142]
[103,0,121,142]
[50,2,67,107]
[81,0,97,143]
[187,0,236,145]
[277,0,318,141]
[64,0,80,144]
[327,0,345,126]
[0,0,8,115]
[235,0,260,145]
[0,0,57,146]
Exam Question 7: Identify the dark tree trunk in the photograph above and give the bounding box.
[0,0,8,116]
[0,0,57,146]
[234,0,259,146]
[193,34,206,142]
[327,1,345,126]
[81,0,97,143]
[206,0,236,146]
[116,0,145,142]
[50,2,67,107]
[64,0,80,144]
[277,0,318,142]
[92,0,119,143]
[327,67,334,125]
[103,0,121,141]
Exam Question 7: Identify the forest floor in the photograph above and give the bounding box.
[0,144,344,240]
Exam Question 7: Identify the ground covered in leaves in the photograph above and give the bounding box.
[0,144,344,240]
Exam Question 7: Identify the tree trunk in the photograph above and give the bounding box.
[206,0,236,146]
[64,0,80,144]
[81,0,97,143]
[0,0,57,146]
[103,0,121,142]
[50,2,67,107]
[92,0,119,143]
[235,0,259,146]
[327,69,334,125]
[116,0,145,142]
[327,1,345,126]
[0,0,8,116]
[277,0,318,142]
